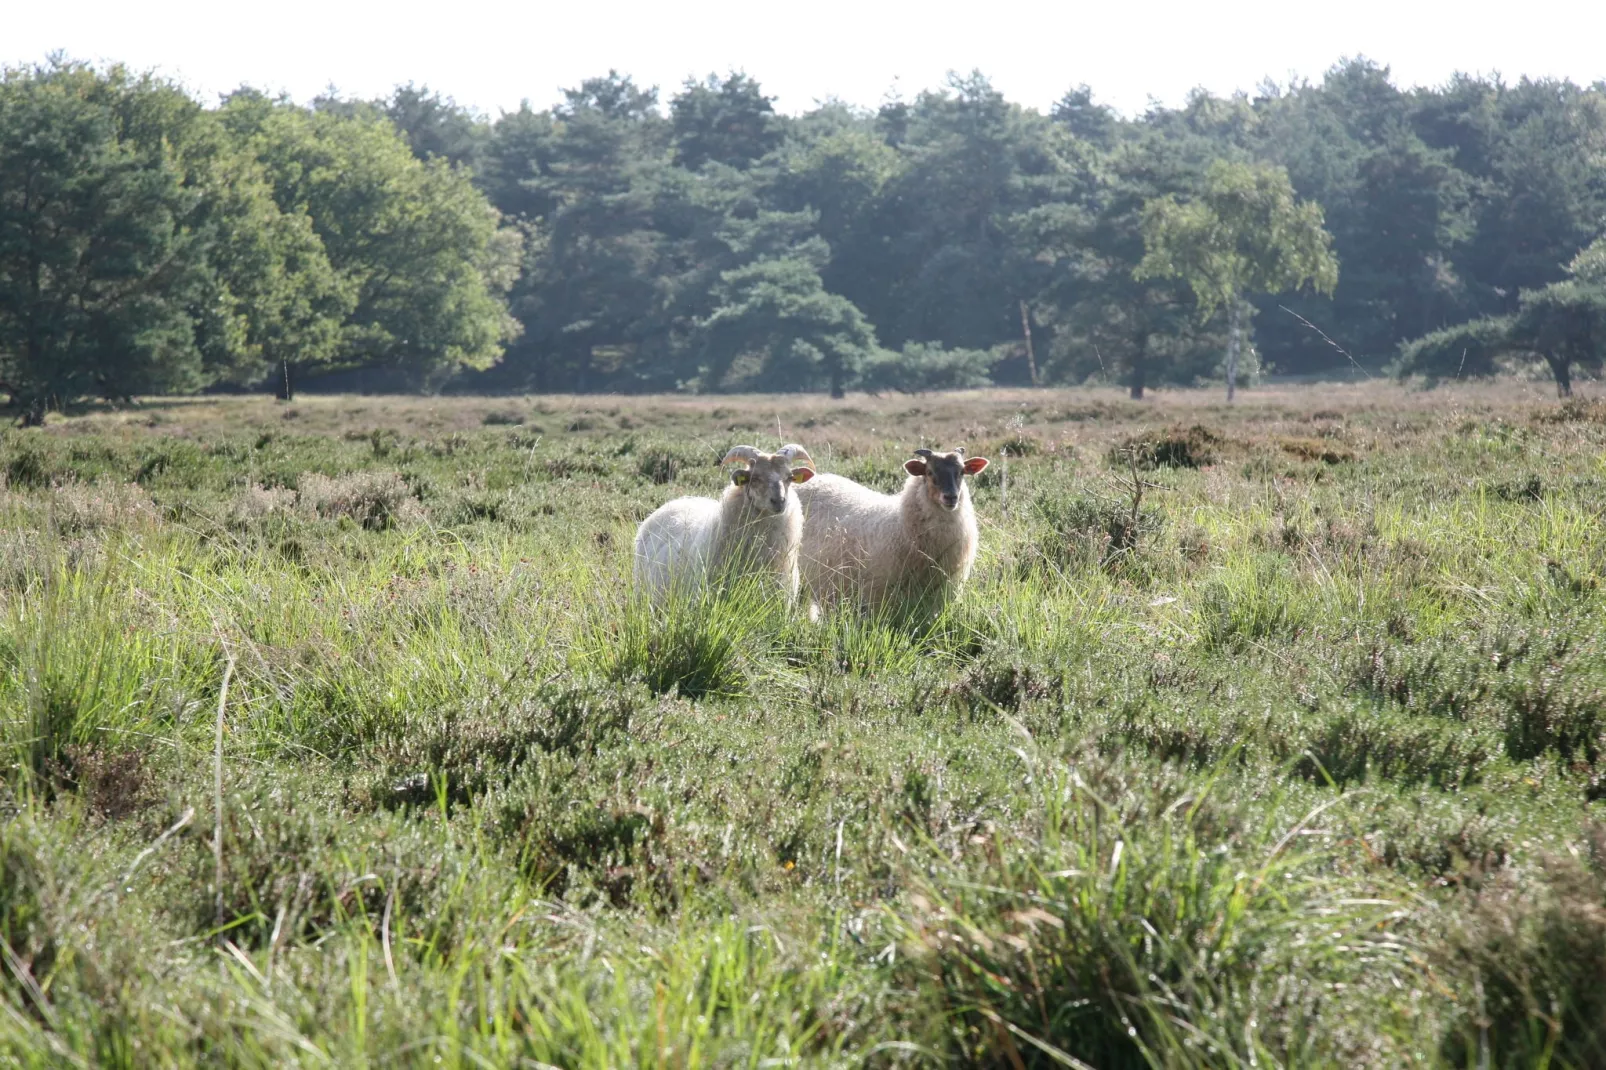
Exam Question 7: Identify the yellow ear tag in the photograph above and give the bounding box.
[732,470,750,485]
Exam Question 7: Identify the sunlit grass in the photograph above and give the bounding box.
[5,382,1606,1065]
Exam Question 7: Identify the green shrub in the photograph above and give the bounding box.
[1025,488,1162,574]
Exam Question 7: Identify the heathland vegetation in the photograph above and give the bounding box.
[6,45,1606,1068]
[5,384,1606,1065]
[3,56,1606,418]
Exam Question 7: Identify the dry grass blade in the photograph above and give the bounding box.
[213,652,236,936]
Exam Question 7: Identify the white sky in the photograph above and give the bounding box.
[9,0,1606,118]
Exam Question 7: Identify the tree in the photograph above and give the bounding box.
[188,146,352,394]
[1391,315,1515,385]
[1413,77,1606,315]
[1511,281,1606,396]
[1026,136,1222,398]
[222,94,520,392]
[860,72,1085,365]
[1136,159,1338,399]
[495,74,677,391]
[670,72,782,171]
[766,122,900,311]
[380,84,488,168]
[0,62,221,421]
[1051,85,1119,148]
[1396,237,1606,396]
[1248,61,1475,372]
[859,341,993,394]
[477,103,559,222]
[699,237,881,398]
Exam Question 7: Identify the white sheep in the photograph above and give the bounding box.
[796,447,990,614]
[633,444,816,605]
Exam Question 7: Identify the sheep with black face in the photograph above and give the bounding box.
[633,444,815,605]
[795,446,989,614]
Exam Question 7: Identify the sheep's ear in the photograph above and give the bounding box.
[790,467,815,484]
[731,470,750,485]
[963,457,989,475]
[904,459,928,477]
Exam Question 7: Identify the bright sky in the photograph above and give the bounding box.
[10,0,1606,118]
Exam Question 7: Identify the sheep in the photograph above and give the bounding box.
[632,443,816,605]
[796,446,990,614]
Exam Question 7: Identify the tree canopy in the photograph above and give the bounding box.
[1136,160,1339,399]
[0,63,220,420]
[1395,236,1606,396]
[3,55,1605,414]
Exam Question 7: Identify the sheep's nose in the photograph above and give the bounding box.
[941,493,959,509]
[770,496,786,511]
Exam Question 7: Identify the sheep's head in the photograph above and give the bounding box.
[904,447,989,511]
[722,443,815,514]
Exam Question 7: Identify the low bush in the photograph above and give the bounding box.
[1109,423,1222,469]
[299,470,424,529]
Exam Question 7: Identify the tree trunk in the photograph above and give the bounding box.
[1546,354,1572,398]
[1225,298,1243,403]
[1129,347,1147,400]
[1019,300,1040,387]
[277,359,295,401]
[829,365,845,399]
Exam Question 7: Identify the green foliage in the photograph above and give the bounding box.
[9,59,1606,404]
[1026,134,1226,397]
[1136,160,1339,318]
[670,72,781,171]
[377,83,489,167]
[0,65,516,417]
[1397,249,1606,396]
[1249,60,1475,370]
[222,93,520,389]
[1136,159,1339,399]
[0,62,215,420]
[11,57,1606,402]
[699,247,881,397]
[1570,234,1606,283]
[859,341,994,393]
[1395,314,1516,382]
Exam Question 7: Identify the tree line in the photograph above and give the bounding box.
[2,57,1604,418]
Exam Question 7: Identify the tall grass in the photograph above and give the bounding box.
[1,560,215,793]
[892,750,1418,1066]
[594,575,790,698]
[5,384,1606,1064]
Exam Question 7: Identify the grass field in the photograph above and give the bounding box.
[5,381,1606,1067]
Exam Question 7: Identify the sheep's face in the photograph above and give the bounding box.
[904,449,989,511]
[731,455,814,514]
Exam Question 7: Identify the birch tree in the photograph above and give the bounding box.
[1135,160,1338,400]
